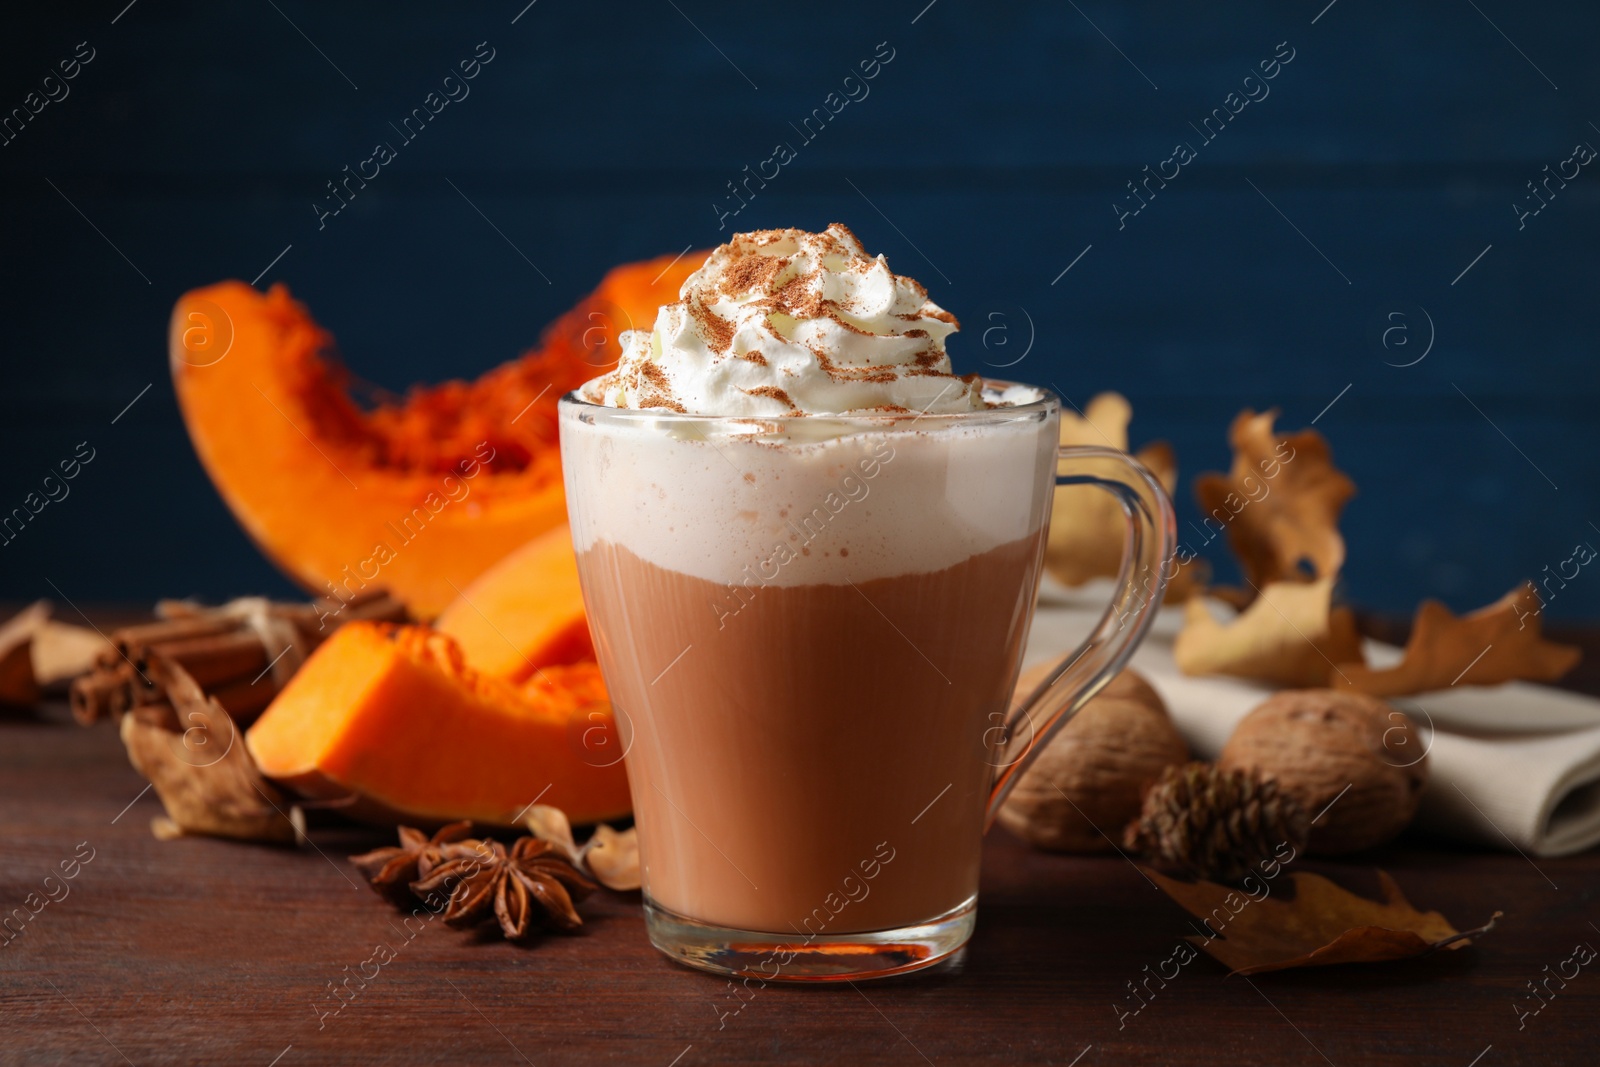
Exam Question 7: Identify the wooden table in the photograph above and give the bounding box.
[5,617,1599,1066]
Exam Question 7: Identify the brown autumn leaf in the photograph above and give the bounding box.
[1046,392,1204,600]
[0,600,49,706]
[1175,578,1364,687]
[1195,410,1355,597]
[524,804,640,891]
[120,655,302,844]
[1337,582,1581,697]
[582,824,641,891]
[33,619,111,687]
[1147,866,1499,976]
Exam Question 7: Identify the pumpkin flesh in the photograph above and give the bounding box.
[434,523,592,681]
[170,252,703,617]
[246,622,630,826]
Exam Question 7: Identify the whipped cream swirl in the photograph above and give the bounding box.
[581,224,985,416]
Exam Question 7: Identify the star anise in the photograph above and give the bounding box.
[349,821,476,900]
[411,836,597,940]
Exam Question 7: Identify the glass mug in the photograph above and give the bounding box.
[559,381,1175,981]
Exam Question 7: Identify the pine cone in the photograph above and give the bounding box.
[1123,762,1309,884]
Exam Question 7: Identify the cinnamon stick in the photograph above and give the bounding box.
[207,675,279,724]
[71,661,140,725]
[159,632,271,689]
[337,593,409,624]
[73,587,411,728]
[108,614,239,659]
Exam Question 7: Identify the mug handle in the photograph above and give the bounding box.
[985,445,1178,827]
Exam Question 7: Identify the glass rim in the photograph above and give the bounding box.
[557,376,1060,431]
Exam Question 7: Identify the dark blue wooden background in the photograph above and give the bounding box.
[2,1,1596,616]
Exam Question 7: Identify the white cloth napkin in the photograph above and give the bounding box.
[1023,580,1600,857]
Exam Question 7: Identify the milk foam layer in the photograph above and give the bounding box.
[561,409,1058,588]
[581,224,985,417]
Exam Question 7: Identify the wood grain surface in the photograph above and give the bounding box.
[3,615,1598,1066]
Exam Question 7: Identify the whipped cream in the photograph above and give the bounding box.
[581,224,986,416]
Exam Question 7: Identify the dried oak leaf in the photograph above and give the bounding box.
[33,619,111,687]
[1046,393,1204,600]
[1336,582,1581,697]
[119,655,302,844]
[350,822,476,900]
[582,824,641,891]
[1195,410,1355,596]
[1175,578,1364,687]
[1146,866,1499,976]
[0,600,49,706]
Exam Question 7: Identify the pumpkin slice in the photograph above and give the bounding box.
[246,622,630,826]
[171,252,704,618]
[434,524,591,681]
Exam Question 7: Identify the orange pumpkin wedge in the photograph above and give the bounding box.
[434,524,591,681]
[170,251,704,618]
[246,622,630,826]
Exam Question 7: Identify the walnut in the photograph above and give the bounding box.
[1218,689,1428,855]
[998,667,1189,852]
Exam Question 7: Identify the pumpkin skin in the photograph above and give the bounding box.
[170,252,704,618]
[246,622,632,826]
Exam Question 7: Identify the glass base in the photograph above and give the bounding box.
[642,894,977,983]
